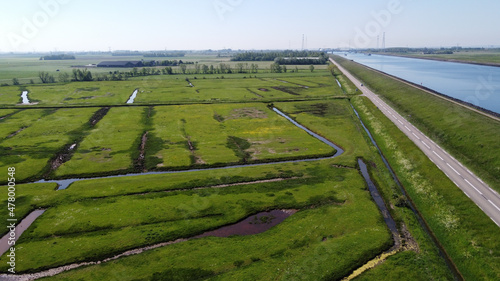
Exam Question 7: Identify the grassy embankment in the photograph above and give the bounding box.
[348,95,500,280]
[333,55,500,194]
[277,100,455,280]
[373,49,500,66]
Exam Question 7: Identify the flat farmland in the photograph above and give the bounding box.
[0,161,392,280]
[0,108,97,181]
[0,59,458,280]
[147,103,335,170]
[55,107,145,178]
[26,81,136,106]
[0,86,24,105]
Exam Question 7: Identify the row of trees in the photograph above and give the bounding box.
[270,63,315,73]
[231,50,328,62]
[39,54,75,60]
[274,56,328,65]
[143,52,185,58]
[14,60,323,85]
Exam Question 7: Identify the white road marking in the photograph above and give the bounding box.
[447,163,461,176]
[488,187,499,196]
[488,200,500,212]
[432,151,444,161]
[464,179,482,195]
[422,141,431,149]
[464,191,470,198]
[398,120,404,125]
[404,125,411,131]
[412,133,421,140]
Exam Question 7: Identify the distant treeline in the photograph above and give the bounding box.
[231,51,328,62]
[112,51,186,57]
[155,60,193,66]
[274,56,328,65]
[368,47,493,54]
[39,54,75,60]
[144,52,186,58]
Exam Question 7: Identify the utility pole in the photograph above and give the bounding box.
[382,32,386,51]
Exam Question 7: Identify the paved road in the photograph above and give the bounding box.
[330,58,500,227]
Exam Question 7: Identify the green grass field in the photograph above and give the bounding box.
[0,161,393,279]
[0,54,489,280]
[55,107,145,177]
[0,108,97,181]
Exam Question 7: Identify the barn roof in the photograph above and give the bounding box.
[97,61,143,67]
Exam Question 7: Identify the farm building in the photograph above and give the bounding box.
[97,61,144,68]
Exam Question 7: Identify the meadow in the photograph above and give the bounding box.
[147,103,334,170]
[0,160,392,279]
[0,54,483,280]
[0,108,98,181]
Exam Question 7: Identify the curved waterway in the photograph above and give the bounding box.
[35,107,344,190]
[340,53,500,114]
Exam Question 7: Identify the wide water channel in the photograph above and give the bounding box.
[338,53,500,114]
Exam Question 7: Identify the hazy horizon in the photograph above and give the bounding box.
[2,0,500,53]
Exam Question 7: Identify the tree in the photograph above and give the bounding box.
[12,78,20,85]
[236,63,245,73]
[270,62,282,73]
[180,64,187,74]
[58,72,70,82]
[328,64,336,76]
[194,63,201,74]
[202,64,209,74]
[39,71,55,83]
[71,69,93,81]
[250,63,258,73]
[309,65,315,72]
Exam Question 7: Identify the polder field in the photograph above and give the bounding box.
[0,53,497,280]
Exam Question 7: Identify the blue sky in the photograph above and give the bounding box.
[1,0,500,52]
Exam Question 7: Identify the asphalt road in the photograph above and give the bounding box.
[330,58,500,227]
